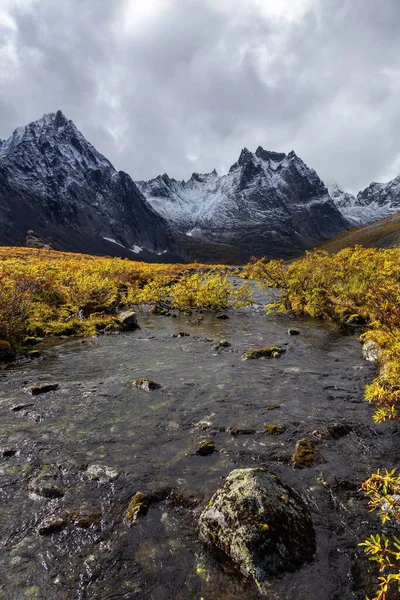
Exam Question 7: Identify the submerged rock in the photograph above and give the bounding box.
[133,379,162,392]
[119,311,140,331]
[288,328,300,336]
[362,340,380,362]
[37,515,66,535]
[198,468,316,590]
[216,314,229,320]
[68,505,102,528]
[86,464,119,483]
[30,383,59,395]
[29,477,66,499]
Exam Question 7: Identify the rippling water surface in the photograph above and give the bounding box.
[0,283,398,600]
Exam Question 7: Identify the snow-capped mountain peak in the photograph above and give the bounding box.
[137,146,348,258]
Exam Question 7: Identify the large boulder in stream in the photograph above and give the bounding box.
[198,468,316,592]
[119,310,140,331]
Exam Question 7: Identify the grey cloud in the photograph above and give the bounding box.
[0,0,399,192]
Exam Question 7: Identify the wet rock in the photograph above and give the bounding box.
[362,340,380,362]
[198,468,316,588]
[265,405,281,411]
[0,340,16,362]
[195,441,216,456]
[126,491,149,523]
[11,403,35,412]
[133,378,162,392]
[292,439,324,467]
[1,448,17,457]
[23,336,40,346]
[310,423,352,440]
[29,477,66,499]
[212,339,231,350]
[31,383,59,395]
[28,350,41,359]
[68,506,102,528]
[242,346,286,360]
[172,332,190,338]
[27,411,42,422]
[119,311,140,331]
[37,515,66,535]
[150,304,171,316]
[228,428,257,436]
[265,424,286,435]
[86,464,119,483]
[216,314,229,320]
[288,328,300,335]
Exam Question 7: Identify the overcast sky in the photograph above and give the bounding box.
[0,0,399,192]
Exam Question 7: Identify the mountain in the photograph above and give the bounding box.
[137,147,350,259]
[0,110,177,260]
[319,211,400,253]
[330,177,400,226]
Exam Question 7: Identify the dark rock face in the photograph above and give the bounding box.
[0,111,173,258]
[198,468,316,592]
[137,147,350,261]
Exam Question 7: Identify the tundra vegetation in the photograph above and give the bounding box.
[0,246,251,346]
[242,247,400,600]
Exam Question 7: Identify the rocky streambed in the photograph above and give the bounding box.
[0,282,398,600]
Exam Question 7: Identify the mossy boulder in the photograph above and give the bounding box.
[242,346,285,360]
[292,439,324,467]
[0,340,16,363]
[195,441,216,456]
[126,491,149,523]
[198,468,316,591]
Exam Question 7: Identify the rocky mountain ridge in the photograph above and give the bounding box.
[0,110,176,260]
[329,178,400,226]
[137,146,349,258]
[1,110,399,262]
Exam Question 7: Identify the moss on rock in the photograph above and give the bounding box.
[265,424,286,435]
[242,346,285,360]
[198,468,316,590]
[126,491,148,523]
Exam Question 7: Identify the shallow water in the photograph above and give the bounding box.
[0,283,398,600]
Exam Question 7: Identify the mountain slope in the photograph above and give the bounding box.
[318,211,400,253]
[0,111,175,259]
[137,147,350,259]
